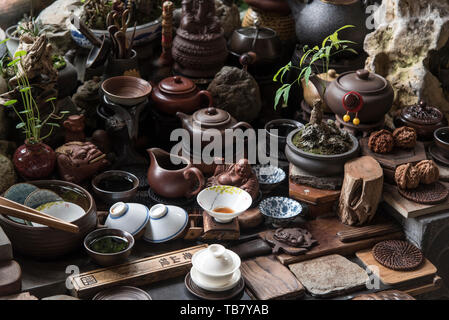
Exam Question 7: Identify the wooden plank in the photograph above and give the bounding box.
[383,183,449,218]
[356,249,437,286]
[337,223,401,243]
[241,255,304,300]
[69,244,207,299]
[260,216,403,265]
[404,276,442,297]
[289,180,341,205]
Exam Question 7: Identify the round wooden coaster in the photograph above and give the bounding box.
[92,286,152,300]
[372,240,423,271]
[398,181,449,205]
[184,272,245,300]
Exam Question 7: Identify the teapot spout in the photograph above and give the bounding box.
[176,111,189,125]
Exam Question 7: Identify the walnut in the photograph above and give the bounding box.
[368,130,394,154]
[393,127,417,149]
[415,160,439,184]
[395,163,420,190]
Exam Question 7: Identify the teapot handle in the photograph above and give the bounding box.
[198,90,214,109]
[183,167,205,198]
[230,121,252,130]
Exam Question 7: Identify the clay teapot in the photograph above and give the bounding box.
[176,107,253,150]
[312,69,394,124]
[302,69,338,113]
[147,148,205,199]
[151,76,213,115]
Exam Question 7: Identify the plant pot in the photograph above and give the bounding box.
[13,141,56,180]
[104,50,139,79]
[69,17,162,49]
[5,25,19,56]
[285,128,359,176]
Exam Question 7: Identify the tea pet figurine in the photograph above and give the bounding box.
[207,159,259,201]
[56,142,110,184]
[265,227,318,256]
[63,114,86,143]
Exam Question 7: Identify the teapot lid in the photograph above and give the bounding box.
[401,100,444,125]
[192,244,240,276]
[193,107,231,126]
[159,76,196,95]
[337,69,388,93]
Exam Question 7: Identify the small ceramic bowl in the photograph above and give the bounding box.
[101,76,152,106]
[33,201,86,227]
[105,202,149,238]
[259,196,303,227]
[191,244,241,291]
[84,228,134,267]
[197,186,252,223]
[24,189,63,209]
[92,170,139,205]
[253,165,286,193]
[434,127,449,158]
[3,183,39,205]
[143,204,189,243]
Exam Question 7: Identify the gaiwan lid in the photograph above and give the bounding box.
[401,100,444,125]
[192,244,241,276]
[159,76,196,95]
[105,202,150,236]
[337,69,388,93]
[143,204,188,243]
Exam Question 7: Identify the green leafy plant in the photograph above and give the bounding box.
[13,16,52,38]
[1,45,68,143]
[273,25,358,109]
[52,55,66,70]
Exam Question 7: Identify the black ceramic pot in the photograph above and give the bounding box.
[286,0,371,53]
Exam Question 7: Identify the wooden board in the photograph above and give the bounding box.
[0,260,21,297]
[383,183,449,218]
[202,211,240,240]
[69,244,207,299]
[356,249,437,286]
[0,226,12,262]
[260,216,403,265]
[360,138,427,170]
[241,255,304,300]
[337,223,401,243]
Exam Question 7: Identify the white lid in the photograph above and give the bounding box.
[149,204,168,219]
[143,205,188,243]
[192,244,240,276]
[105,202,150,235]
[110,202,128,218]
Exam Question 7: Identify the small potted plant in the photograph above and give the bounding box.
[273,25,360,176]
[2,48,68,180]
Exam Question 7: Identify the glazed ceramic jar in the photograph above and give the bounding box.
[322,69,394,124]
[191,244,241,291]
[105,202,150,238]
[146,148,205,199]
[13,140,56,180]
[143,204,189,243]
[395,100,448,141]
[151,76,213,115]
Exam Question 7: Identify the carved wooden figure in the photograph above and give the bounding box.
[338,156,383,226]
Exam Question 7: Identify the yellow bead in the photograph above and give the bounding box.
[343,114,351,122]
[353,118,360,126]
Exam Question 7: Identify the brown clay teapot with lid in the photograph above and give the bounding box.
[316,69,394,124]
[395,100,448,141]
[151,75,214,115]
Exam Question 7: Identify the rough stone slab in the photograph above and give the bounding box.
[288,254,368,298]
[290,164,343,190]
[0,226,12,262]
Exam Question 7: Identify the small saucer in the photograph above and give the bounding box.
[190,267,241,292]
[185,272,245,300]
[428,144,449,167]
[147,187,195,206]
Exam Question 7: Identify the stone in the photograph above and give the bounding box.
[290,163,343,190]
[364,1,449,115]
[42,295,79,300]
[288,254,369,297]
[215,0,241,39]
[36,0,82,55]
[0,226,13,262]
[0,141,16,159]
[207,66,261,122]
[0,154,16,194]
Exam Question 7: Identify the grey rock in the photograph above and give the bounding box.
[0,154,16,194]
[215,0,241,39]
[364,0,449,114]
[42,295,80,300]
[0,226,13,262]
[289,254,369,297]
[207,66,261,122]
[0,140,16,159]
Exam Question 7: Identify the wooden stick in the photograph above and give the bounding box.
[0,196,64,221]
[0,202,79,234]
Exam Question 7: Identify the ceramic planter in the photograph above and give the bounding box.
[13,141,56,180]
[285,128,359,176]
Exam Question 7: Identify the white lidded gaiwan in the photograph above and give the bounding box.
[143,204,188,243]
[191,244,241,291]
[105,202,150,237]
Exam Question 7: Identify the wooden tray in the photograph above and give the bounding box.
[356,249,437,286]
[241,255,304,300]
[383,183,449,218]
[260,216,403,265]
[69,244,207,299]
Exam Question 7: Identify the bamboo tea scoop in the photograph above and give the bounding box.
[0,197,79,234]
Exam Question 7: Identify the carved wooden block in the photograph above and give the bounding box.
[202,211,240,240]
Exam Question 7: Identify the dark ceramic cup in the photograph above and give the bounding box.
[434,127,449,158]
